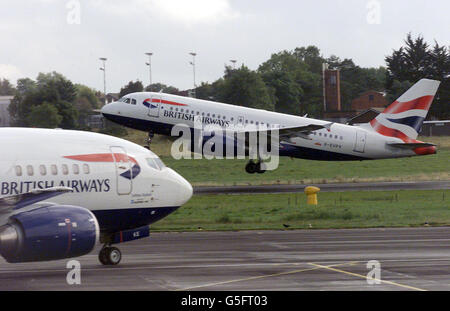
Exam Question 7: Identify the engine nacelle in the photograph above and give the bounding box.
[0,205,99,263]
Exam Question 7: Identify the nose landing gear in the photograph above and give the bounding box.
[145,131,155,149]
[245,160,266,174]
[99,245,122,265]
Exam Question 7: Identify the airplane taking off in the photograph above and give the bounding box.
[0,128,192,265]
[101,79,440,173]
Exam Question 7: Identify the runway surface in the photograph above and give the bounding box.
[1,227,449,291]
[194,181,450,195]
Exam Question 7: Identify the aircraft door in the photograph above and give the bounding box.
[110,146,132,195]
[353,131,366,153]
[147,95,161,117]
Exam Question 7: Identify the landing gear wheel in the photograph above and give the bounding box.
[245,160,266,174]
[256,162,266,174]
[98,248,109,265]
[245,160,257,174]
[106,247,122,265]
[99,247,122,265]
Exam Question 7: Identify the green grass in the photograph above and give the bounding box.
[152,190,450,231]
[123,130,450,186]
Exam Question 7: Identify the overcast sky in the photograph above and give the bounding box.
[1,0,449,92]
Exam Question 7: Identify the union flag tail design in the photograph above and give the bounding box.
[369,79,440,141]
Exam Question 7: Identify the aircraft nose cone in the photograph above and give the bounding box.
[101,103,113,115]
[177,174,193,205]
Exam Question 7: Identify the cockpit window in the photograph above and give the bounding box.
[131,98,136,105]
[154,158,166,169]
[146,158,159,170]
[124,98,131,104]
[146,157,166,170]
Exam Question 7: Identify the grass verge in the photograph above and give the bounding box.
[152,190,450,231]
[124,130,450,186]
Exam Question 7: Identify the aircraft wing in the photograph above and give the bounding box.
[0,187,73,212]
[235,122,333,140]
[387,142,436,150]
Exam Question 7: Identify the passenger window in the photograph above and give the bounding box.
[51,164,58,175]
[83,164,90,174]
[15,165,22,176]
[73,164,79,175]
[27,165,33,176]
[39,165,46,176]
[62,164,69,175]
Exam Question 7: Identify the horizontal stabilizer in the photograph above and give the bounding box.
[387,142,436,150]
[0,187,73,211]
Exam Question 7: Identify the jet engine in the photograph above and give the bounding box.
[0,205,99,263]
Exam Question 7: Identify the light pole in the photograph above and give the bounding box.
[230,59,237,69]
[99,57,107,104]
[145,52,153,89]
[189,52,196,97]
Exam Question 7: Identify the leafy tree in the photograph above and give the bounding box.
[258,49,323,116]
[26,102,62,128]
[74,84,101,128]
[145,83,179,94]
[385,33,450,118]
[0,79,15,95]
[217,65,274,111]
[119,80,144,97]
[9,72,79,128]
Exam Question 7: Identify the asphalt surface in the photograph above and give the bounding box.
[1,227,449,291]
[194,181,450,195]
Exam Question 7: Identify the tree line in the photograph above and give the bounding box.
[2,33,448,133]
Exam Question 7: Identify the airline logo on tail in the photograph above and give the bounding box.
[370,79,440,142]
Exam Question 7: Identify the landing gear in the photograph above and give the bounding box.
[245,160,266,174]
[145,131,154,149]
[99,245,122,265]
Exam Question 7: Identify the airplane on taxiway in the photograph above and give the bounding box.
[0,128,192,265]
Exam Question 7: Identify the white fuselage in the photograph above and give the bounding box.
[101,92,418,161]
[0,128,192,232]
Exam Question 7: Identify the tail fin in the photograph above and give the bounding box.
[369,78,440,140]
